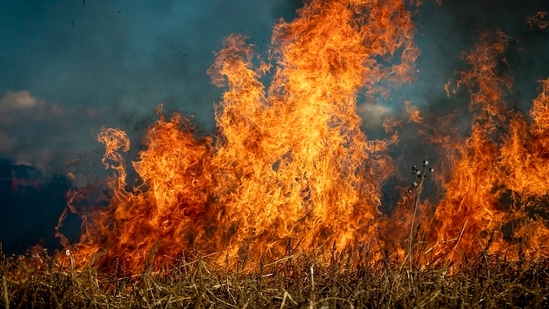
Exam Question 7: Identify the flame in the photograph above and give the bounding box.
[56,0,549,275]
[527,11,548,30]
[424,31,549,264]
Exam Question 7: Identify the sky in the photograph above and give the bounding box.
[0,0,302,174]
[0,0,548,176]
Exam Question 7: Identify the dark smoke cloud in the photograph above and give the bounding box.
[413,0,549,108]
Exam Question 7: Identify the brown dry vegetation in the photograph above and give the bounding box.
[1,246,548,308]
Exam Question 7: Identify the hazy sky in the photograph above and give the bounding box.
[0,0,548,174]
[0,0,301,171]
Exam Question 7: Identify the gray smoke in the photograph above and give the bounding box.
[0,0,297,173]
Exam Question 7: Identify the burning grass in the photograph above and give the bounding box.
[4,0,549,307]
[2,247,549,308]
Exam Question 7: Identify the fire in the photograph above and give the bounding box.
[527,11,548,30]
[56,0,549,275]
[424,31,549,265]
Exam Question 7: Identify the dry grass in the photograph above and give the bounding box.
[1,247,548,308]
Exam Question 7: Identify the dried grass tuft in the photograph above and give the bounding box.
[1,246,548,308]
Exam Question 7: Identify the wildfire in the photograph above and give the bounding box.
[420,31,549,265]
[56,0,549,275]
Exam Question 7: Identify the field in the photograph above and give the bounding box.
[2,0,549,308]
[2,248,548,308]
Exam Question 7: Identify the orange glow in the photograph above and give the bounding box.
[56,0,549,275]
[527,11,548,30]
[425,31,549,265]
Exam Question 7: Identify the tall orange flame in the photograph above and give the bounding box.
[56,0,549,275]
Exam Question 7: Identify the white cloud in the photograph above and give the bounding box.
[356,103,392,128]
[0,130,15,152]
[0,90,38,112]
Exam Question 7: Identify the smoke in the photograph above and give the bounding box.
[0,0,293,173]
[408,0,549,112]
